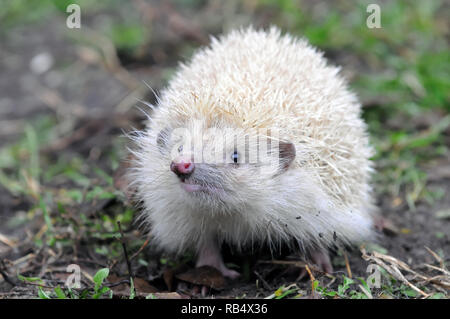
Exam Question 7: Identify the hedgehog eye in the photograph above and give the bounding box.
[231,151,239,164]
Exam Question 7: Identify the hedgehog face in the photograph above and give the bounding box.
[153,118,296,210]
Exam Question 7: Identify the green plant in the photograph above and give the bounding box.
[92,268,111,299]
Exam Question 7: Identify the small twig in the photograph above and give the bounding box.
[117,221,135,296]
[416,273,450,289]
[105,279,131,288]
[0,233,16,248]
[423,264,450,277]
[12,253,36,266]
[304,264,316,294]
[361,248,430,298]
[424,246,446,270]
[358,284,373,299]
[342,250,352,279]
[117,222,133,277]
[130,238,150,261]
[17,280,55,289]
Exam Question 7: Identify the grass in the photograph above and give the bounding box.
[0,0,448,299]
[266,270,448,299]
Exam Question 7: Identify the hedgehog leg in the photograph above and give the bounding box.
[310,249,333,274]
[196,235,240,279]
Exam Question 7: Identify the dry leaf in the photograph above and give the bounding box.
[176,266,226,290]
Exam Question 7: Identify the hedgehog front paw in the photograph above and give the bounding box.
[196,254,240,279]
[196,239,240,279]
[310,249,333,274]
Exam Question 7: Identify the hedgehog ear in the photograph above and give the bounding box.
[278,141,296,170]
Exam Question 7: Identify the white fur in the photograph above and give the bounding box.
[128,27,377,256]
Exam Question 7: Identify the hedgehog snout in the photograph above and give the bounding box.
[170,157,195,180]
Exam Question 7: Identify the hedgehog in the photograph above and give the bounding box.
[127,27,377,278]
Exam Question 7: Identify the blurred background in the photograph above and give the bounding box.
[0,0,449,299]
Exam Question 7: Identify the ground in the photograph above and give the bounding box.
[0,0,449,299]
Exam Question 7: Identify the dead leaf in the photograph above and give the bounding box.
[0,233,16,248]
[150,292,188,299]
[175,266,226,290]
[134,277,158,293]
[108,274,158,295]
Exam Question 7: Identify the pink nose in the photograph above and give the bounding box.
[170,160,195,178]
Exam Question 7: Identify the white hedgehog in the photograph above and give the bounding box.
[127,27,377,278]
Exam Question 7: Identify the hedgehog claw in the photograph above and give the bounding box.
[220,267,240,279]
